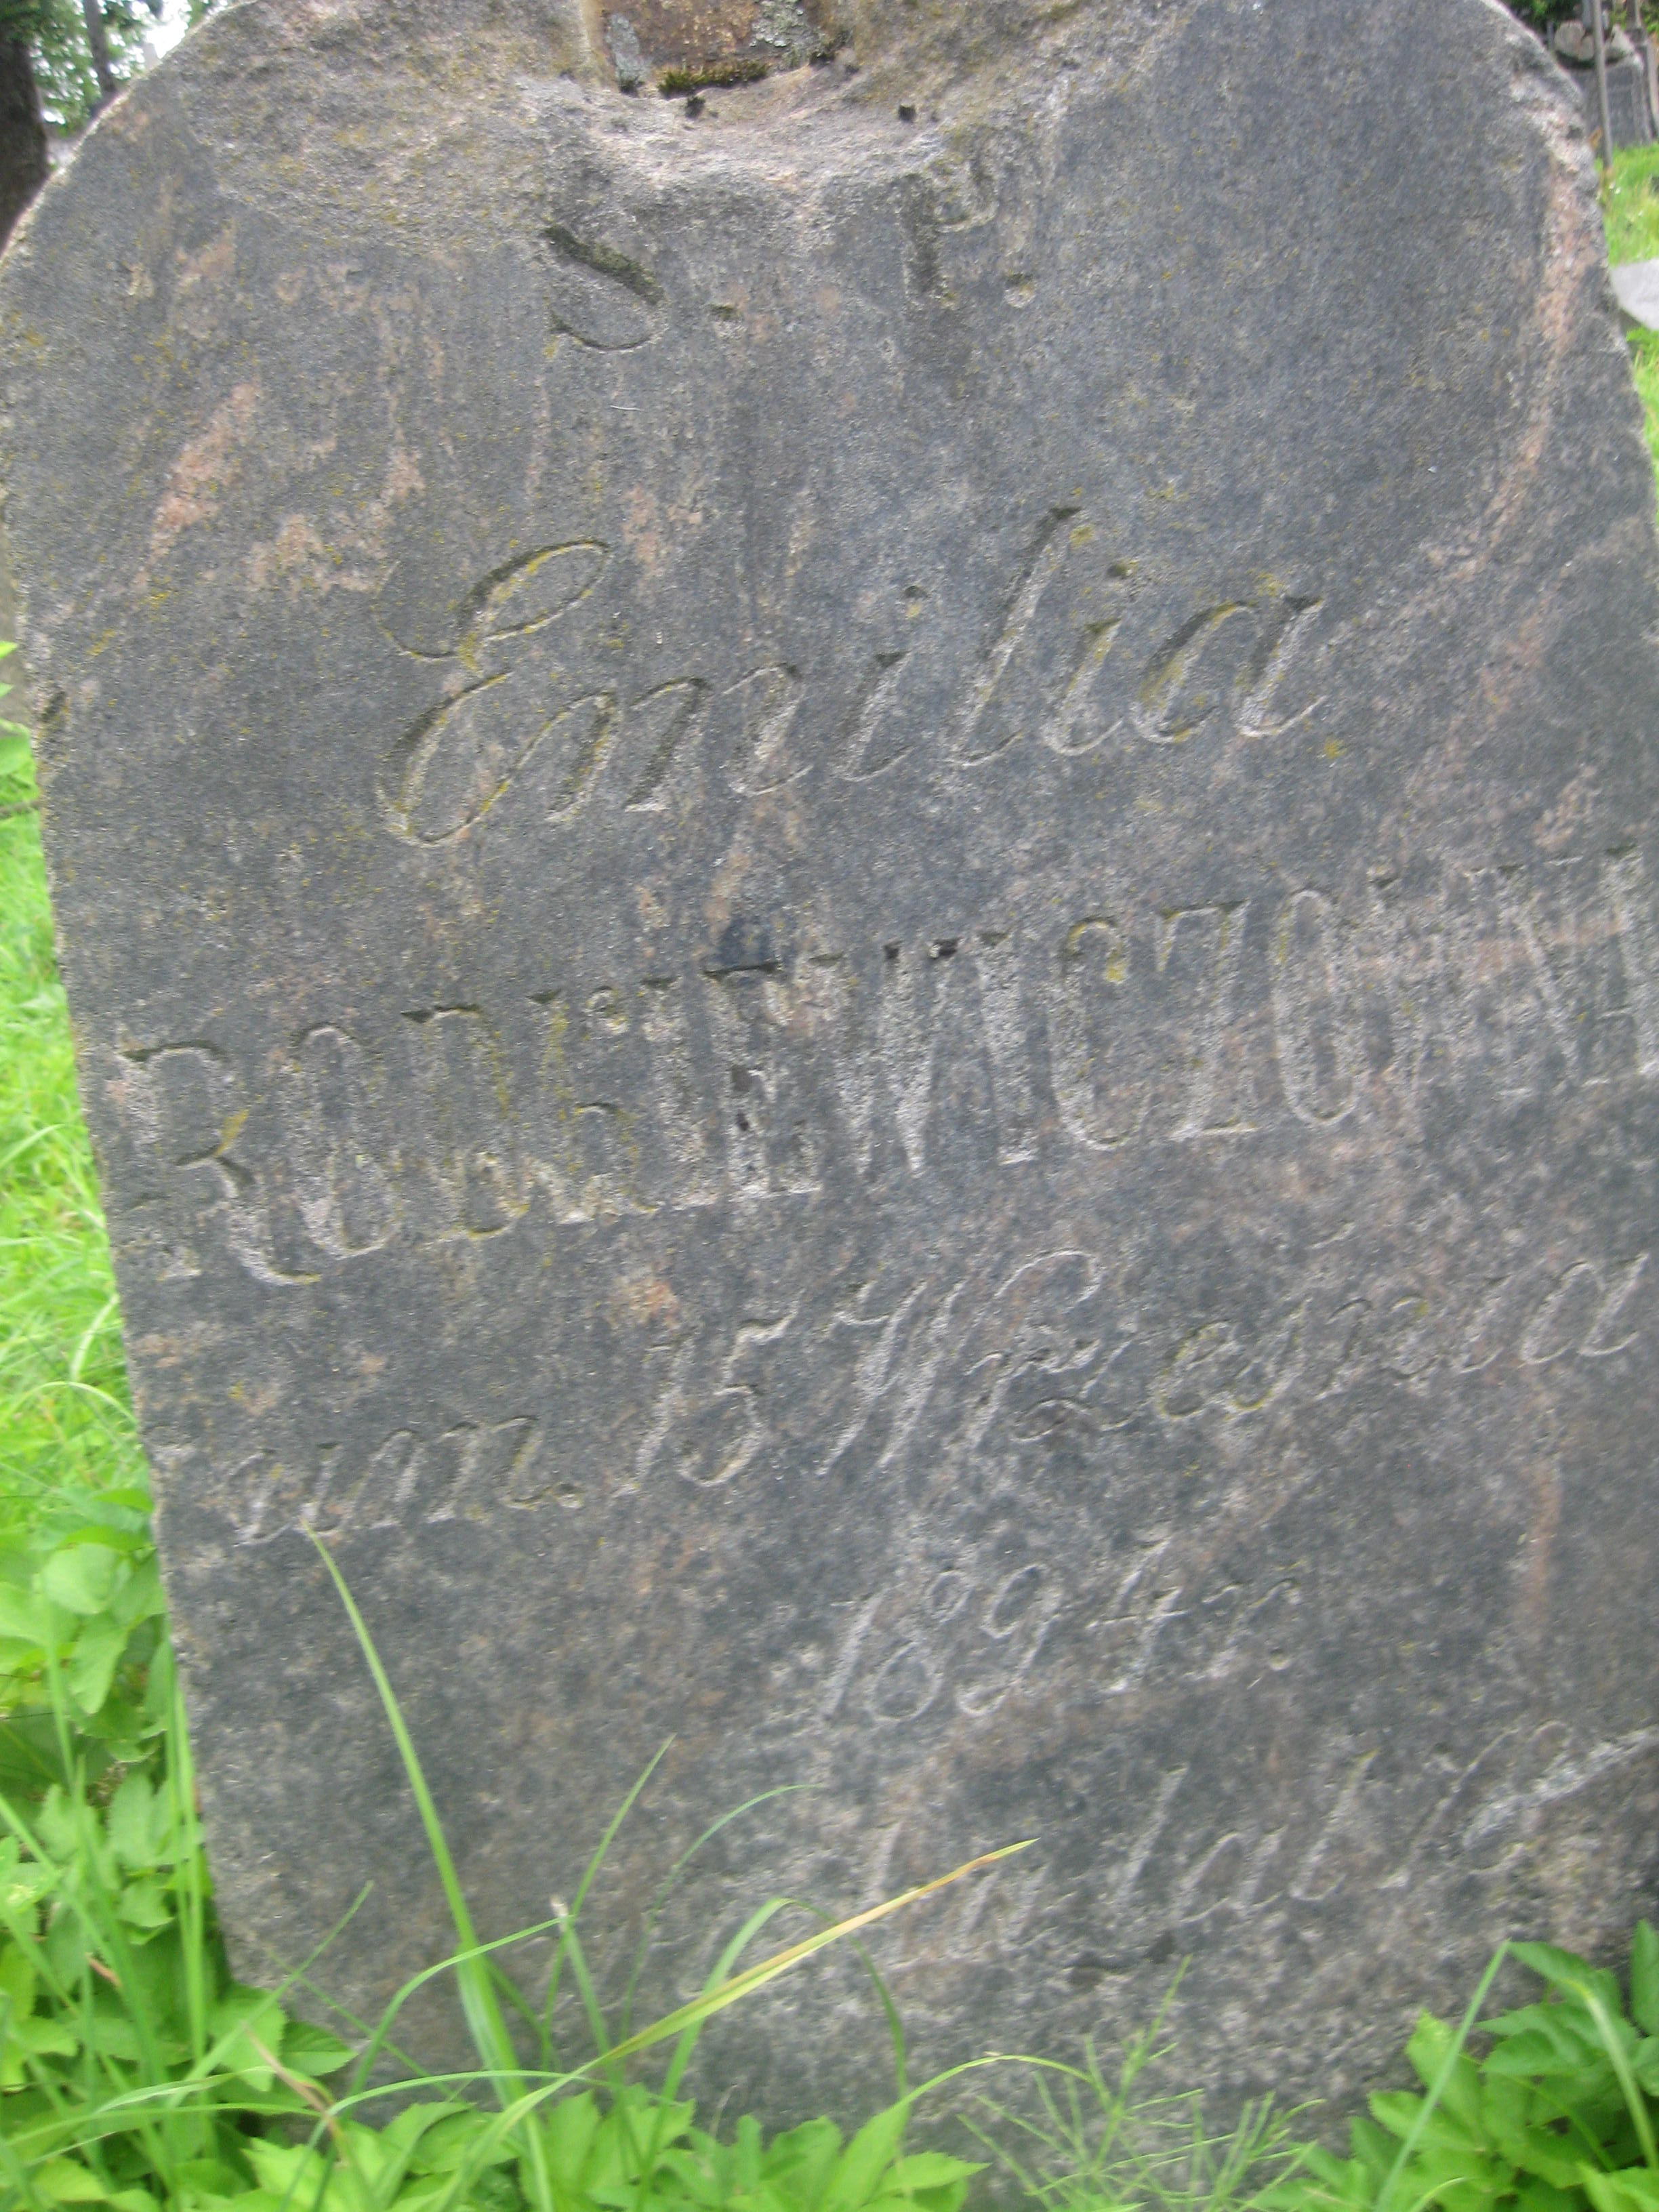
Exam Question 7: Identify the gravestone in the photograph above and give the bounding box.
[1563,52,1656,148]
[5,0,1659,2124]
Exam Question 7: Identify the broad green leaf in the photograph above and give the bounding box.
[1513,1942,1603,1986]
[543,2088,603,2188]
[107,1771,160,1870]
[0,1858,59,1916]
[1408,2012,1483,2127]
[39,1543,122,1617]
[80,2013,142,2062]
[2,2009,79,2085]
[1502,2123,1581,2192]
[884,2155,985,2193]
[762,2114,842,2191]
[210,1985,287,2089]
[281,2016,358,2077]
[1582,2169,1659,2212]
[405,2104,505,2175]
[1512,1946,1626,2024]
[96,1488,153,1515]
[0,1585,58,1645]
[110,1558,165,1628]
[68,1616,129,1717]
[0,1940,35,2013]
[30,2159,110,2203]
[117,1876,173,1930]
[243,2139,327,2200]
[823,2100,910,2212]
[1516,2183,1587,2212]
[176,2159,253,2198]
[1368,2091,1427,2142]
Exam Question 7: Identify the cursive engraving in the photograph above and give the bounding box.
[541,224,663,350]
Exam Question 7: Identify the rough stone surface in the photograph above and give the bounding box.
[5,0,1659,2127]
[597,0,844,88]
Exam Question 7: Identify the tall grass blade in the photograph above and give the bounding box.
[603,1841,1031,2068]
[540,1740,673,2080]
[308,1533,520,2091]
[1377,1944,1510,2212]
[616,1782,818,2043]
[1573,1980,1659,2175]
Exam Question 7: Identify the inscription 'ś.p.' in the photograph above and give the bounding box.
[8,0,1659,2137]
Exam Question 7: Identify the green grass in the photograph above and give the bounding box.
[0,702,145,1532]
[1603,147,1659,472]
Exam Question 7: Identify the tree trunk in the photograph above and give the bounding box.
[0,37,47,250]
[79,0,118,112]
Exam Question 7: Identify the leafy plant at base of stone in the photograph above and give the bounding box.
[1265,1934,1659,2212]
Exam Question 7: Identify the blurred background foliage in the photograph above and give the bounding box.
[0,0,159,132]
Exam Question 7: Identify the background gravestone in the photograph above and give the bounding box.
[4,0,1659,2124]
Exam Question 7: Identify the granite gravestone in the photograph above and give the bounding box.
[5,0,1659,2121]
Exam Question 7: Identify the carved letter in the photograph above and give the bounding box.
[1158,904,1257,1140]
[949,506,1080,765]
[1110,1767,1187,1912]
[877,939,966,1174]
[420,1416,544,1519]
[541,224,662,350]
[1270,890,1359,1126]
[1604,849,1659,1078]
[1132,603,1249,744]
[1290,1753,1378,1904]
[1050,916,1150,1151]
[835,650,913,782]
[638,978,720,1208]
[1580,1252,1649,1359]
[817,1274,966,1479]
[116,1042,318,1286]
[1522,1254,1648,1366]
[529,989,653,1222]
[1365,869,1471,1126]
[723,665,807,796]
[969,931,1040,1165]
[404,1007,524,1237]
[1235,594,1324,739]
[377,544,611,843]
[1041,619,1126,757]
[797,953,880,1177]
[702,966,824,1198]
[619,678,706,812]
[276,1023,396,1260]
